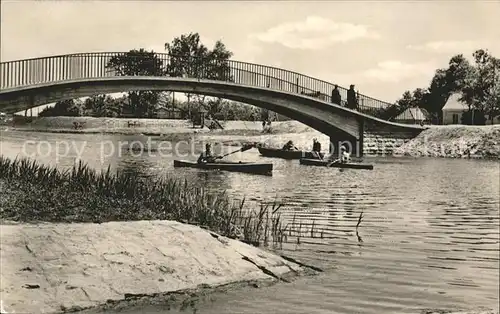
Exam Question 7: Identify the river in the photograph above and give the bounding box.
[1,130,499,314]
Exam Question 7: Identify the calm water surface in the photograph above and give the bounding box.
[1,130,499,314]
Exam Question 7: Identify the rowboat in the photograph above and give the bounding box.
[299,158,374,170]
[258,147,324,160]
[173,159,273,175]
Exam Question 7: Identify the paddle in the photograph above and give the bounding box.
[217,143,256,159]
[327,159,340,167]
[326,152,344,167]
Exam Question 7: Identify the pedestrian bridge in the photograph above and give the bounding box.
[0,52,425,155]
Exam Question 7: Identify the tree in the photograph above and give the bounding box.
[389,49,498,125]
[396,90,414,109]
[460,110,487,125]
[39,99,84,117]
[164,33,234,118]
[164,32,233,81]
[38,96,126,118]
[460,49,500,124]
[446,54,472,93]
[106,49,165,117]
[107,49,165,77]
[173,99,262,121]
[83,95,122,117]
[411,88,428,107]
[485,72,500,123]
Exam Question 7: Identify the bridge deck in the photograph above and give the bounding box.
[0,52,414,123]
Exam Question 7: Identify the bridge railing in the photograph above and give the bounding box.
[0,52,413,122]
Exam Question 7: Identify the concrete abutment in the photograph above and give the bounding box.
[363,121,424,156]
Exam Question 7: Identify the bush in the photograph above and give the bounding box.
[461,110,487,125]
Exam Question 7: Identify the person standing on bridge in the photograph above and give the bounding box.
[331,85,342,106]
[347,84,358,110]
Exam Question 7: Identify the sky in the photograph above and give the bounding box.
[1,0,500,105]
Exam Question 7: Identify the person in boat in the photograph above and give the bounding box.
[328,145,350,164]
[331,85,342,106]
[282,140,298,151]
[312,138,322,159]
[197,143,222,164]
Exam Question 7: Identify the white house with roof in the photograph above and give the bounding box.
[442,92,500,125]
[442,93,467,125]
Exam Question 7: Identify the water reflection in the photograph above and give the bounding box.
[1,130,499,314]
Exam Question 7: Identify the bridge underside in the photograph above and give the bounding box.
[0,77,424,156]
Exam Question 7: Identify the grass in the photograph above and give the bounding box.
[0,156,363,247]
[0,155,291,246]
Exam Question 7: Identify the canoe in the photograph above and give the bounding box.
[173,159,273,175]
[299,158,374,170]
[258,147,324,160]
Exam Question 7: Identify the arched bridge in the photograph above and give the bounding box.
[0,52,425,155]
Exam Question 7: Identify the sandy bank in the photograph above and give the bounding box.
[7,117,312,136]
[0,220,313,314]
[9,117,208,135]
[394,125,500,159]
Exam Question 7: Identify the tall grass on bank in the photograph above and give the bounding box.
[0,156,287,245]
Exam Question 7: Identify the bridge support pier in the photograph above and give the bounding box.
[329,136,362,158]
[358,118,365,158]
[328,119,365,158]
[25,95,35,117]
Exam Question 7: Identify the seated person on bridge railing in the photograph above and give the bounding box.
[197,143,222,164]
[282,140,298,151]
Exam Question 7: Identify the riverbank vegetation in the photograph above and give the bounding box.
[38,94,266,122]
[385,49,500,125]
[0,156,289,246]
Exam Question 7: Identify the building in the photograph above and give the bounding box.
[154,107,183,119]
[442,93,467,125]
[393,107,430,124]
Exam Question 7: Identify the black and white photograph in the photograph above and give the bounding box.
[0,1,499,314]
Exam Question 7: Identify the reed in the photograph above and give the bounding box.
[0,155,289,245]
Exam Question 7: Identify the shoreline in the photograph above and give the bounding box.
[3,117,500,160]
[394,125,500,160]
[77,275,298,314]
[0,220,319,314]
[2,116,301,138]
[0,156,316,313]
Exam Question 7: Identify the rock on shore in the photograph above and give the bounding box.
[394,125,500,159]
[0,220,309,314]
